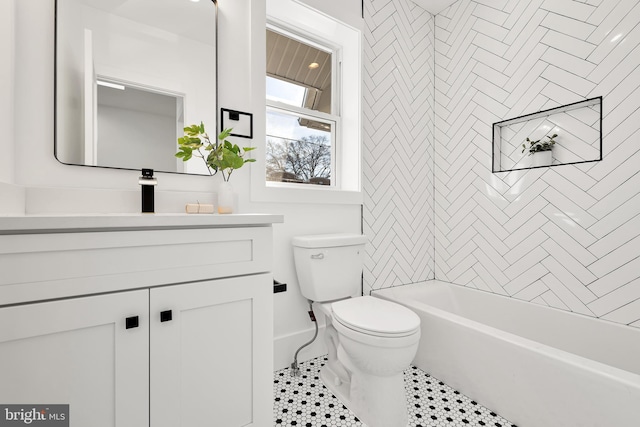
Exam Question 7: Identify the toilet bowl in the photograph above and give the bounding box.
[315,296,420,427]
[292,234,421,427]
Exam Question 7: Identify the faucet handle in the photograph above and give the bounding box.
[139,168,157,186]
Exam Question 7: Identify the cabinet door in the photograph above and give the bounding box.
[0,290,149,427]
[150,274,273,427]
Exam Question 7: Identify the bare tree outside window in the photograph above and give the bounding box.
[266,135,331,185]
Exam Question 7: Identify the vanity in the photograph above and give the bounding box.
[0,214,283,427]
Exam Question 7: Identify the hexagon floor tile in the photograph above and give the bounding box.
[273,356,518,427]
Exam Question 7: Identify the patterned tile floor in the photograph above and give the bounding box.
[273,356,518,427]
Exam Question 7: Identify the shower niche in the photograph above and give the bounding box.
[492,97,602,173]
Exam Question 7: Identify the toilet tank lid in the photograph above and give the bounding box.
[292,233,367,248]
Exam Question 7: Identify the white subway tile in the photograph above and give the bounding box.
[588,278,640,316]
[541,12,597,40]
[513,278,550,301]
[540,289,571,310]
[540,0,596,22]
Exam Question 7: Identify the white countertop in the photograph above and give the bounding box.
[0,213,284,234]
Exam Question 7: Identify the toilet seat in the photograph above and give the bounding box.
[332,310,420,349]
[331,296,420,338]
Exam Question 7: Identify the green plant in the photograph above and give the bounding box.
[522,133,558,155]
[176,123,256,181]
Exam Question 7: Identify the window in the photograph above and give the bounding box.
[265,28,338,187]
[252,0,361,204]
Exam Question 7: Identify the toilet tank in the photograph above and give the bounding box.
[292,234,367,302]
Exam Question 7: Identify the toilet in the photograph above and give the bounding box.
[292,233,421,427]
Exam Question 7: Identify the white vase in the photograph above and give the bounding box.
[531,150,552,167]
[217,181,234,214]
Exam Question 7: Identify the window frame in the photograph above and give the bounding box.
[265,24,341,189]
[251,0,362,205]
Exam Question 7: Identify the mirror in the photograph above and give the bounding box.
[55,0,217,175]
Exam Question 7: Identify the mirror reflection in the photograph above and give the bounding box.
[55,0,217,174]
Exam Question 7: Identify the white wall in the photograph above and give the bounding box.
[0,0,24,215]
[434,0,640,329]
[55,0,83,164]
[0,0,15,185]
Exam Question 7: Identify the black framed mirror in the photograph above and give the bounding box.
[55,0,218,175]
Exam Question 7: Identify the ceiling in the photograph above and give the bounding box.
[266,29,332,113]
[409,0,459,15]
[266,30,332,94]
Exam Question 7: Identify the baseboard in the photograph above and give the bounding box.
[274,324,327,371]
[0,182,25,215]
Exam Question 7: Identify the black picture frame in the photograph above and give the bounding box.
[221,108,253,139]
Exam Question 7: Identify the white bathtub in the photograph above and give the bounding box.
[373,280,640,427]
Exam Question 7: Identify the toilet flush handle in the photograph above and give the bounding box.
[311,253,325,260]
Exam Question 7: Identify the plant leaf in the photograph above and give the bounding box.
[218,128,233,140]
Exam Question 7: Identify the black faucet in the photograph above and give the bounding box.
[139,168,157,213]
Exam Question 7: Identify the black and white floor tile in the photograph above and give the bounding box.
[273,356,518,427]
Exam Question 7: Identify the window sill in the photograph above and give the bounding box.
[251,180,362,205]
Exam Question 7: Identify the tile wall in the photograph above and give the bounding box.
[362,0,436,293]
[434,0,640,328]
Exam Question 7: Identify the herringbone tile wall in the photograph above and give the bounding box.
[434,0,640,328]
[362,0,436,294]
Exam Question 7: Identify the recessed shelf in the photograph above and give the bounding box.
[492,97,602,173]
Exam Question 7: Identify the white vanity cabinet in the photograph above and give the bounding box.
[150,274,272,427]
[0,214,282,427]
[0,289,150,427]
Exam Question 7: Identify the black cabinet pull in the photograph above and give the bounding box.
[125,316,139,329]
[160,310,173,322]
